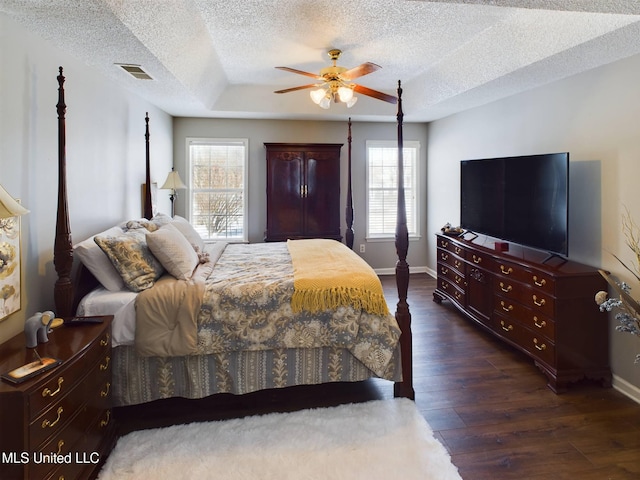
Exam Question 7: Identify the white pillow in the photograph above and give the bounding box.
[74,226,126,291]
[146,223,199,280]
[171,215,205,252]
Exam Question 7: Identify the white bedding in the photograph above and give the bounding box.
[77,287,137,346]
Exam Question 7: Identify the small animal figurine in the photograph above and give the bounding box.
[24,310,55,348]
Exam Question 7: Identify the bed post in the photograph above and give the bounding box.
[393,81,415,400]
[143,112,153,220]
[53,67,74,318]
[345,118,354,249]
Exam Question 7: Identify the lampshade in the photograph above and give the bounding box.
[310,88,326,105]
[318,96,331,109]
[160,169,187,192]
[0,184,29,218]
[337,86,353,102]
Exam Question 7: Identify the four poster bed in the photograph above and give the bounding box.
[52,67,414,410]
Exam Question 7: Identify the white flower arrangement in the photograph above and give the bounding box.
[595,208,640,365]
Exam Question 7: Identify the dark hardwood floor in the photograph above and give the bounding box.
[381,273,640,480]
[114,273,640,479]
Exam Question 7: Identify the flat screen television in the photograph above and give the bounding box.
[460,152,569,257]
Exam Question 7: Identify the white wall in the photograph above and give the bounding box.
[173,118,429,271]
[427,53,640,393]
[0,14,173,343]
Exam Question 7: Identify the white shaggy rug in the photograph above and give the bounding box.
[98,398,462,480]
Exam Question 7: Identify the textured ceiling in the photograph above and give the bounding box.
[3,0,640,122]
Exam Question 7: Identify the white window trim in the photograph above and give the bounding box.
[186,137,249,243]
[365,140,421,242]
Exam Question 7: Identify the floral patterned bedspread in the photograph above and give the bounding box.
[191,242,401,377]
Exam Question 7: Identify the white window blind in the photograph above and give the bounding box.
[187,138,248,242]
[366,140,419,239]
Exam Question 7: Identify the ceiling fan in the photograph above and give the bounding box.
[274,49,397,109]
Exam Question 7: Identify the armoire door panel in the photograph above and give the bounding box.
[266,152,304,237]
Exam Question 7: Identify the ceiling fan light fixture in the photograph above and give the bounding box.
[346,96,358,108]
[319,96,331,109]
[310,88,326,105]
[337,85,353,102]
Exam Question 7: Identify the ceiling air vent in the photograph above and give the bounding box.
[116,64,153,80]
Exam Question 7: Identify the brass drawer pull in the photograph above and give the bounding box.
[500,321,513,332]
[533,295,546,307]
[42,406,64,429]
[500,265,513,275]
[533,316,546,329]
[440,267,449,275]
[441,253,449,261]
[42,377,64,398]
[500,282,512,293]
[533,276,546,287]
[454,260,462,269]
[473,254,482,264]
[500,301,514,312]
[100,332,111,347]
[100,410,111,428]
[455,275,462,284]
[101,382,111,398]
[100,356,111,371]
[441,240,449,248]
[455,246,462,255]
[56,439,64,455]
[533,338,547,351]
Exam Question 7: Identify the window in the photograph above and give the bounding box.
[187,138,248,242]
[366,140,420,239]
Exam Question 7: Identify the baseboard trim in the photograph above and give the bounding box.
[375,266,429,276]
[612,374,640,404]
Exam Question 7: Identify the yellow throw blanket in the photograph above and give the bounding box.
[287,239,389,316]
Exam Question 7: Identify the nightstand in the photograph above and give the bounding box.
[0,316,115,480]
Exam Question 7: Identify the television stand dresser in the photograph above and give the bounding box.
[433,233,611,393]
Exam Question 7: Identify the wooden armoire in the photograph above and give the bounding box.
[264,143,342,242]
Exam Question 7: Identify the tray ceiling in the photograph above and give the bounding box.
[3,0,640,122]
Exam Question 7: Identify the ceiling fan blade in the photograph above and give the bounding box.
[341,62,381,80]
[274,84,318,94]
[275,66,321,79]
[353,84,397,104]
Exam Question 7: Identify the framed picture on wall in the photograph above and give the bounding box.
[0,211,22,321]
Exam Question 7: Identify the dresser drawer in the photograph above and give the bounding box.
[437,278,466,306]
[30,404,97,480]
[437,248,465,273]
[525,312,555,341]
[494,312,556,366]
[29,380,85,449]
[494,282,555,318]
[467,250,493,271]
[28,329,110,420]
[438,263,466,289]
[529,271,555,295]
[437,236,466,258]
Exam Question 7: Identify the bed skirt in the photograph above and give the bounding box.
[111,344,402,407]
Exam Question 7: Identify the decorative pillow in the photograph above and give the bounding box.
[94,229,164,292]
[121,218,160,232]
[171,215,205,252]
[74,226,126,291]
[146,223,199,280]
[151,212,173,228]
